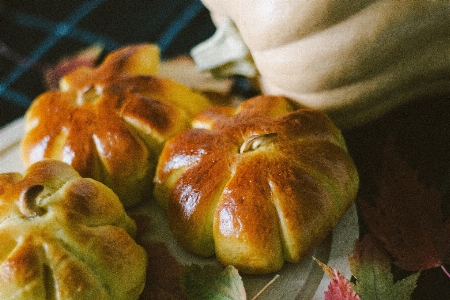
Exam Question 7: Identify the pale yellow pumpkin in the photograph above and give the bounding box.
[193,1,450,128]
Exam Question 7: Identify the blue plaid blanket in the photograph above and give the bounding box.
[0,0,215,127]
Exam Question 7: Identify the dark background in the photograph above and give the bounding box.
[1,0,449,298]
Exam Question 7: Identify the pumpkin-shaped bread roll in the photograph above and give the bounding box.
[0,159,147,299]
[154,95,359,274]
[21,44,212,207]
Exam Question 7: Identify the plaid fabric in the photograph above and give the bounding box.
[0,0,216,127]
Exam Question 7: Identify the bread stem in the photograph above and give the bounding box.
[239,133,277,154]
[19,184,45,218]
[76,84,102,105]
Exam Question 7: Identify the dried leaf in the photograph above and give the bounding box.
[181,264,246,300]
[360,135,450,271]
[140,241,187,300]
[350,234,420,300]
[44,44,103,89]
[130,213,187,299]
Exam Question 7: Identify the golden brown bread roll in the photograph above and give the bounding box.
[0,159,147,299]
[21,44,212,207]
[154,95,359,274]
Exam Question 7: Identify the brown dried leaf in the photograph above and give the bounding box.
[360,135,450,271]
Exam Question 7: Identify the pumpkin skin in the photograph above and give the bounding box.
[154,95,359,274]
[21,44,212,206]
[198,1,450,128]
[0,159,147,300]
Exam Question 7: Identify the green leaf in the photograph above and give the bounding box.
[181,264,247,300]
[349,234,420,300]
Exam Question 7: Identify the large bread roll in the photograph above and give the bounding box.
[154,95,359,274]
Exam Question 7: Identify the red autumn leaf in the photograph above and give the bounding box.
[315,257,361,300]
[43,44,103,89]
[360,135,450,271]
[325,269,361,300]
[140,241,187,300]
[130,213,187,299]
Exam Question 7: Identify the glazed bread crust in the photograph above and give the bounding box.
[154,95,359,274]
[21,44,211,207]
[0,159,147,299]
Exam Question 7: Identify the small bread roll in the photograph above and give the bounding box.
[0,159,147,299]
[21,44,212,207]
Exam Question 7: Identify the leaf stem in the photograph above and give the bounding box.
[441,265,450,279]
[251,274,280,300]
